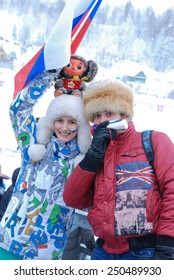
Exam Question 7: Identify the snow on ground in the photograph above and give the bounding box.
[133,94,174,141]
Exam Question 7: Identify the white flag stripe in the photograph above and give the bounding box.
[44,0,74,69]
[71,0,97,41]
[44,0,95,70]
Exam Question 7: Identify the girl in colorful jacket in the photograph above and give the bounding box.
[0,71,91,260]
[63,79,174,260]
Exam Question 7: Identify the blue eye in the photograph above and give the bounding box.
[77,65,82,70]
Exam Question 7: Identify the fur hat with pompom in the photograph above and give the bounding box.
[28,95,91,162]
[84,79,134,122]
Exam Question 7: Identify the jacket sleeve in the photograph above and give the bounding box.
[9,72,53,157]
[63,165,97,209]
[153,131,174,259]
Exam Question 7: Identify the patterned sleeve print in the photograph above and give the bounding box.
[9,72,53,154]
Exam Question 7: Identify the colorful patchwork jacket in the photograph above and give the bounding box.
[0,73,80,260]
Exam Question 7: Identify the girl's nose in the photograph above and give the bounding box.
[62,122,69,130]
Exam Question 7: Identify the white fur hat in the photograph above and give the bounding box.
[28,95,91,161]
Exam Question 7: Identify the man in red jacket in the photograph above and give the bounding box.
[63,79,174,260]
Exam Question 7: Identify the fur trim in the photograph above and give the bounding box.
[28,144,46,162]
[29,95,91,161]
[84,79,134,122]
[36,116,53,145]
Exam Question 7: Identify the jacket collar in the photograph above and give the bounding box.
[114,121,135,142]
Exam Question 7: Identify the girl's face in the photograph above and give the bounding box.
[54,116,78,142]
[64,58,85,77]
[93,111,123,125]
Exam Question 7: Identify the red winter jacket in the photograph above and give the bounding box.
[63,122,174,254]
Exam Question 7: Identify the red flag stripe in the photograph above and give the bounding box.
[13,47,44,98]
[71,10,90,38]
[71,18,91,54]
[71,0,101,54]
[71,1,96,41]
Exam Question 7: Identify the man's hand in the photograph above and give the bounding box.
[80,121,117,172]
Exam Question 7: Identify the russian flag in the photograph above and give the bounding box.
[13,0,102,99]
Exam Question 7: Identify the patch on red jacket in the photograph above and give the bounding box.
[114,161,154,236]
